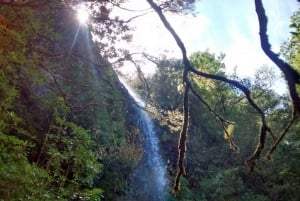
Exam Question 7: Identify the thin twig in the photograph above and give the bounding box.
[189,83,233,125]
[267,115,298,159]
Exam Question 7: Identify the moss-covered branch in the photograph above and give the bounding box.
[146,0,277,191]
[255,0,300,115]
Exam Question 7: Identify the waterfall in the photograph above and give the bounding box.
[120,78,168,201]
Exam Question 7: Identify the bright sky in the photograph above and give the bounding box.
[112,0,299,93]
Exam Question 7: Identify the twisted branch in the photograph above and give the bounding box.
[173,78,189,192]
[255,0,300,115]
[146,0,272,191]
[146,0,300,191]
[252,0,300,164]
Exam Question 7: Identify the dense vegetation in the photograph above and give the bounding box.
[0,0,299,201]
[0,1,142,200]
[144,51,300,201]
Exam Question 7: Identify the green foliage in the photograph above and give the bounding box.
[47,115,101,186]
[149,47,300,201]
[238,192,269,201]
[281,9,300,64]
[150,58,183,110]
[200,168,246,201]
[190,51,226,74]
[0,134,53,200]
[0,2,139,201]
[1,2,299,201]
[281,8,300,95]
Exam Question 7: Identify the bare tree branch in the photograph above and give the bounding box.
[108,0,152,12]
[267,115,299,159]
[146,0,192,192]
[255,0,300,115]
[249,0,300,168]
[127,57,151,99]
[146,0,190,68]
[174,78,189,192]
[146,0,276,191]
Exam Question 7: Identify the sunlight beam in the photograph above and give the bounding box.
[76,5,89,25]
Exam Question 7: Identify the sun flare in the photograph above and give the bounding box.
[76,5,89,24]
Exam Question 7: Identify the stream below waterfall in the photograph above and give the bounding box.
[120,78,168,201]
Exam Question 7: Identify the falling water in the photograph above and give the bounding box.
[120,78,168,201]
[69,16,168,199]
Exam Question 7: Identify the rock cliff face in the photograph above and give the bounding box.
[0,2,142,200]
